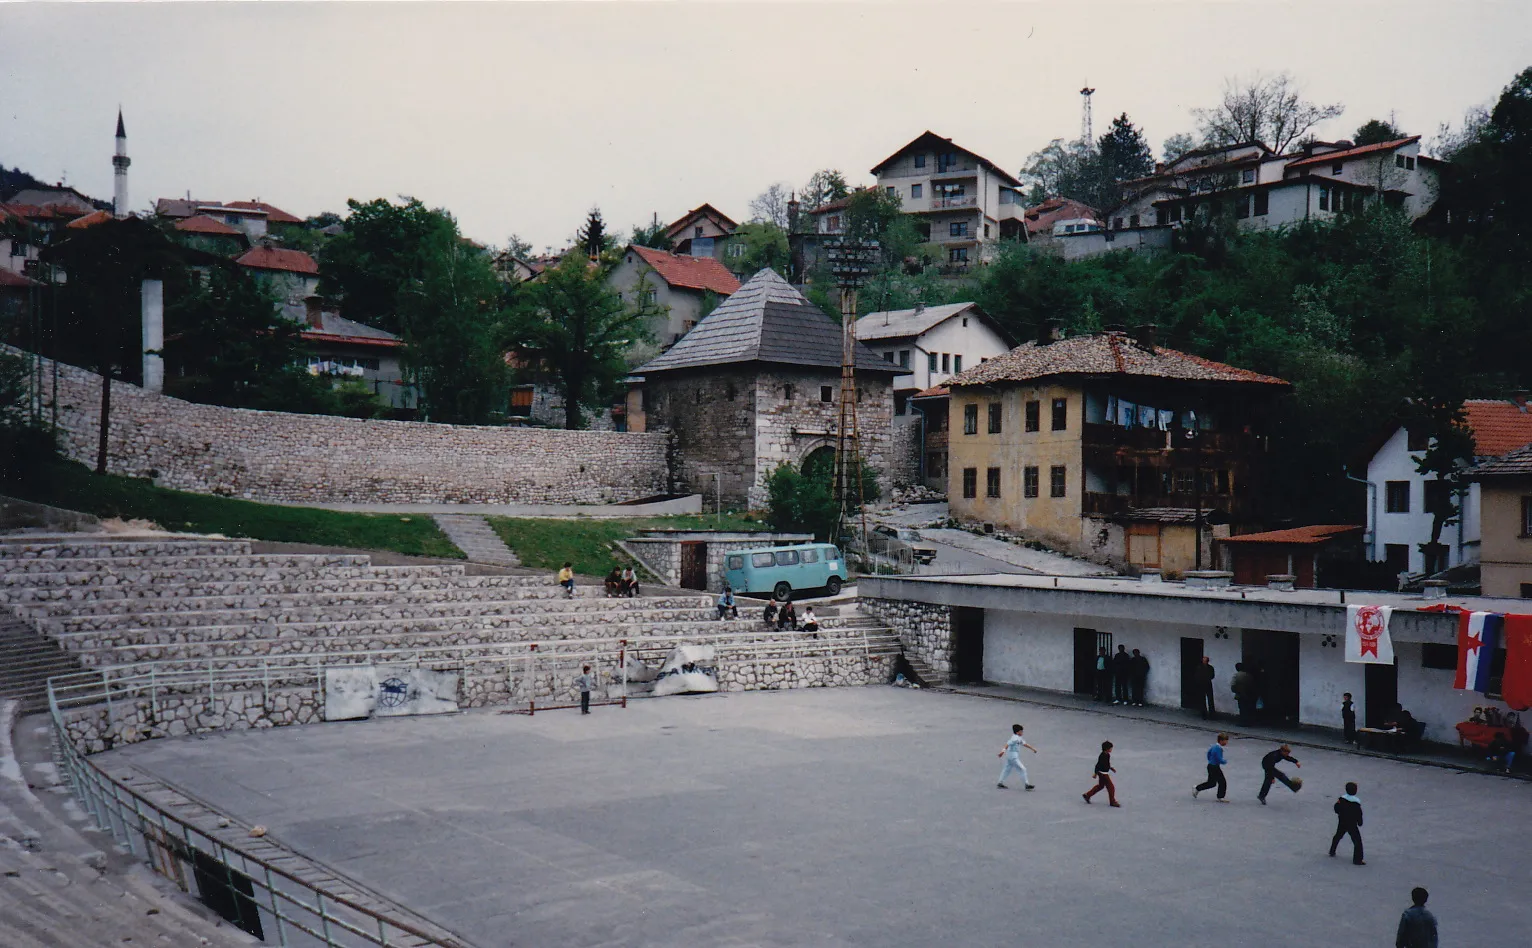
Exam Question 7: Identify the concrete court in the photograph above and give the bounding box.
[99,688,1527,947]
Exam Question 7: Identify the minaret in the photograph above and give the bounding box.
[112,109,131,218]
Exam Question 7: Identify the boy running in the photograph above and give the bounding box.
[1082,741,1120,806]
[997,724,1037,790]
[1194,733,1231,801]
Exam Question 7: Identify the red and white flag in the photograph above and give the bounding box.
[1345,604,1394,664]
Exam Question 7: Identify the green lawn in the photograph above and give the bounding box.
[4,461,463,559]
[487,514,766,576]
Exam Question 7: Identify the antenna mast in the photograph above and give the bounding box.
[1080,84,1096,145]
[827,237,878,556]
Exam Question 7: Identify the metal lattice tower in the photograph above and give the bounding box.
[1080,85,1095,145]
[826,239,878,552]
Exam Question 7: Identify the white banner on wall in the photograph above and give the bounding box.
[1344,604,1395,664]
[324,666,461,720]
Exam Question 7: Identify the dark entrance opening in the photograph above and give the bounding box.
[1364,662,1398,728]
[1074,628,1110,696]
[1242,629,1301,724]
[680,542,708,590]
[952,607,985,683]
[190,851,265,939]
[1180,637,1205,710]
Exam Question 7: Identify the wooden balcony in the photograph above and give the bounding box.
[1083,423,1265,457]
[928,195,978,211]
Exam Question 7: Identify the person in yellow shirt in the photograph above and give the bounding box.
[556,562,575,599]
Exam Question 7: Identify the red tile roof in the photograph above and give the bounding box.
[1283,137,1420,171]
[235,246,319,275]
[0,268,39,288]
[1023,197,1100,235]
[628,246,740,295]
[949,331,1290,388]
[65,210,112,229]
[224,200,303,224]
[808,194,855,215]
[912,385,950,399]
[1218,524,1363,546]
[175,214,243,236]
[1463,399,1532,457]
[870,131,1024,188]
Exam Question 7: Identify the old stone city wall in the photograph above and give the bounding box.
[27,351,672,504]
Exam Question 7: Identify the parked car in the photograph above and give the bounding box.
[721,544,849,601]
[872,525,938,565]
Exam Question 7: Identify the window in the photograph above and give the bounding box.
[911,183,923,199]
[725,381,737,400]
[1051,397,1067,431]
[1523,496,1532,537]
[1156,208,1168,226]
[509,388,533,416]
[1522,583,1532,599]
[986,467,1001,498]
[928,352,938,372]
[984,223,991,237]
[826,546,842,562]
[1421,643,1457,669]
[887,187,897,197]
[1395,154,1406,169]
[914,154,927,169]
[784,383,794,401]
[1332,162,1344,175]
[642,287,658,305]
[820,385,834,403]
[1173,469,1195,494]
[1114,217,1124,230]
[963,403,978,434]
[987,403,1002,434]
[751,552,776,568]
[950,221,969,237]
[898,350,911,369]
[1050,465,1067,498]
[1025,400,1040,432]
[827,215,840,231]
[1406,156,1416,170]
[953,355,963,373]
[1384,481,1410,513]
[884,351,895,363]
[1023,466,1040,498]
[694,226,704,238]
[1253,190,1269,216]
[1129,214,1140,228]
[1236,195,1251,219]
[1241,168,1255,184]
[1384,544,1410,575]
[801,549,819,563]
[942,353,951,373]
[894,393,908,416]
[774,550,800,566]
[962,467,978,498]
[938,151,961,172]
[726,555,744,570]
[1215,469,1231,494]
[949,248,969,264]
[1319,187,1330,211]
[728,242,744,258]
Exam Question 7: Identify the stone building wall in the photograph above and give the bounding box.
[641,370,759,507]
[860,597,954,681]
[889,415,922,487]
[751,369,893,509]
[27,351,669,504]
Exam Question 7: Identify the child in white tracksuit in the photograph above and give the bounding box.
[997,724,1038,790]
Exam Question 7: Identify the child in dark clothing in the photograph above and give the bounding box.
[1082,740,1119,806]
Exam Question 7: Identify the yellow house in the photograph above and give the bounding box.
[1470,447,1532,598]
[946,327,1290,574]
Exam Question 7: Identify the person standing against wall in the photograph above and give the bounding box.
[1198,656,1217,719]
[1130,649,1150,707]
[1095,647,1111,702]
[1193,733,1230,802]
[1231,662,1255,725]
[1112,645,1133,705]
[1341,692,1357,744]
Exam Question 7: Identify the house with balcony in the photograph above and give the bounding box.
[944,326,1290,573]
[1360,398,1532,581]
[868,131,1029,269]
[664,203,739,260]
[854,301,1014,418]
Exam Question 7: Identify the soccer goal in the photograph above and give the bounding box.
[499,639,633,715]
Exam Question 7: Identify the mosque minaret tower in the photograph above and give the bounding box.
[112,109,130,218]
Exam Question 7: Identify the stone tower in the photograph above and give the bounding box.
[112,109,130,218]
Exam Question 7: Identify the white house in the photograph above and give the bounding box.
[853,301,1015,416]
[607,245,741,362]
[1363,399,1532,578]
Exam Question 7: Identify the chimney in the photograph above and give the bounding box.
[1038,319,1062,345]
[913,301,925,316]
[1513,390,1529,411]
[1134,323,1158,351]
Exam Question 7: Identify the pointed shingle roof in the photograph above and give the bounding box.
[635,268,902,376]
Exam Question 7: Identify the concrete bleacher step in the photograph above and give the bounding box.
[433,513,521,567]
[0,552,375,576]
[0,616,85,713]
[0,536,253,559]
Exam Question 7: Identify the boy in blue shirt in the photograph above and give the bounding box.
[1193,733,1231,801]
[997,724,1037,790]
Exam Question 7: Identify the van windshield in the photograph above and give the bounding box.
[751,552,775,568]
[825,547,841,561]
[774,550,800,566]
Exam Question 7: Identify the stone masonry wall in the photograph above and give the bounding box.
[642,370,757,507]
[751,369,893,509]
[26,350,670,504]
[889,415,921,487]
[860,597,953,681]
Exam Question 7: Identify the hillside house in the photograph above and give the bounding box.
[235,245,319,321]
[1469,446,1532,598]
[608,245,741,361]
[664,203,739,260]
[945,326,1290,573]
[299,298,413,409]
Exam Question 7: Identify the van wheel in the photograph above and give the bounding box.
[773,582,792,602]
[825,576,843,596]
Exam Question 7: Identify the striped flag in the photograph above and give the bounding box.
[1454,611,1502,693]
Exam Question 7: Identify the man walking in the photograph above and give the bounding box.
[1231,662,1255,725]
[1197,656,1216,718]
[1396,887,1437,947]
[1082,741,1120,806]
[1111,645,1133,705]
[996,724,1037,790]
[1257,744,1302,804]
[1095,647,1111,702]
[1193,733,1231,802]
[1330,781,1365,865]
[1130,648,1150,706]
[575,664,593,714]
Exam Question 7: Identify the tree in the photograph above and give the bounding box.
[801,169,849,210]
[318,197,457,335]
[629,219,672,250]
[396,229,510,425]
[1095,113,1155,206]
[508,253,655,429]
[764,453,879,541]
[503,233,536,260]
[749,183,793,229]
[729,221,789,275]
[1353,118,1404,146]
[576,207,614,259]
[1162,132,1198,164]
[1020,138,1095,202]
[1193,71,1344,153]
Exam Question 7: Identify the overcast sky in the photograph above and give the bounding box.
[2,2,1527,250]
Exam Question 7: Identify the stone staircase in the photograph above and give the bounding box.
[432,514,520,567]
[0,615,85,714]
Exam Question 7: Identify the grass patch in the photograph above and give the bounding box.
[487,514,766,576]
[4,460,463,559]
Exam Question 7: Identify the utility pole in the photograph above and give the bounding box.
[826,238,877,554]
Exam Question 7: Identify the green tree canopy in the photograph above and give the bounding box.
[317,197,457,335]
[1353,118,1404,145]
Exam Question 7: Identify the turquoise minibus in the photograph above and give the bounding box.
[721,544,848,601]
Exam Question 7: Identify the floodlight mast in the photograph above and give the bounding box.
[828,239,877,560]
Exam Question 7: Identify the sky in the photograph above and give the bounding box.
[2,1,1528,251]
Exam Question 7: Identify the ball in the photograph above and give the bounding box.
[1289,776,1303,791]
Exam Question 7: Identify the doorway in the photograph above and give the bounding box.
[1180,637,1205,710]
[1074,628,1110,695]
[680,542,708,590]
[191,851,265,939]
[1364,662,1398,728]
[1242,629,1301,724]
[952,607,985,683]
